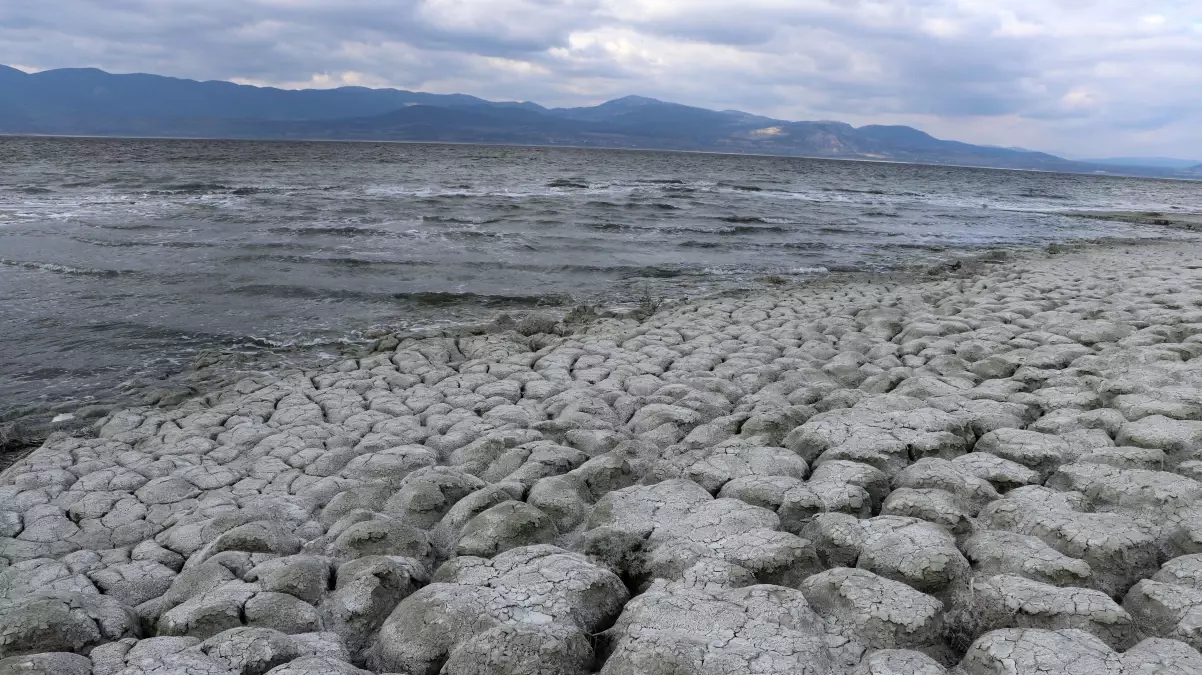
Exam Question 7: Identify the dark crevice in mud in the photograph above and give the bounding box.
[588,625,620,673]
[614,567,650,604]
[944,606,984,663]
[585,573,638,672]
[0,427,43,474]
[425,655,449,675]
[731,415,750,437]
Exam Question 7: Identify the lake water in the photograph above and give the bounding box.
[1,136,1197,423]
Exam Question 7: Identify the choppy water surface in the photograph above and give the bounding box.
[2,137,1198,418]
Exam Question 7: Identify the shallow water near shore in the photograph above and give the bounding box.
[1,136,1198,422]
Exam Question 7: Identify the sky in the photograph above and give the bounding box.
[3,1,1202,159]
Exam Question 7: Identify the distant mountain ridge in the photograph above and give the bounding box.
[0,64,508,121]
[0,65,1194,178]
[1079,157,1202,170]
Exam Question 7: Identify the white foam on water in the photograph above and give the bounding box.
[0,259,118,276]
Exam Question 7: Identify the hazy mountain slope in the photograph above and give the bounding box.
[1081,157,1202,169]
[0,66,510,121]
[0,65,1194,177]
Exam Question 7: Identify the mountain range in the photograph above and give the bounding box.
[1077,157,1202,170]
[2,65,1199,178]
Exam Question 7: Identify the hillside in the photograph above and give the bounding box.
[1080,157,1201,169]
[0,65,1191,177]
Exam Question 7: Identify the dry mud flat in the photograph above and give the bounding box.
[6,242,1202,674]
[1058,210,1202,232]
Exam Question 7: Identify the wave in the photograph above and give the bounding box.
[422,215,504,225]
[231,283,575,308]
[829,188,887,195]
[724,225,790,234]
[893,242,951,251]
[717,216,794,228]
[676,239,830,251]
[1019,191,1071,200]
[157,183,233,193]
[70,236,217,250]
[442,229,521,240]
[395,291,574,307]
[238,334,365,350]
[264,225,523,245]
[0,258,123,277]
[78,320,237,344]
[618,266,686,279]
[93,223,164,231]
[267,225,398,238]
[585,222,640,232]
[587,201,685,210]
[586,200,685,211]
[547,179,590,189]
[584,221,791,236]
[223,253,437,268]
[701,265,831,277]
[448,260,717,280]
[227,284,404,302]
[236,241,327,252]
[132,183,276,197]
[371,185,563,201]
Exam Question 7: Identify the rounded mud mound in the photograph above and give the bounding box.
[5,243,1202,674]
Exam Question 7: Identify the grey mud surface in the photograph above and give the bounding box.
[6,242,1202,674]
[1058,210,1202,232]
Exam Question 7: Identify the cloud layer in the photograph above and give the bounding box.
[4,0,1202,157]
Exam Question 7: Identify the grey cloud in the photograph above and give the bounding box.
[1,0,1201,156]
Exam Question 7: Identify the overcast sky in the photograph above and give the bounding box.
[4,1,1202,158]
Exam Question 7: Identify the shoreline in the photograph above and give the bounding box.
[1055,209,1202,231]
[0,240,1067,441]
[0,234,1180,465]
[0,235,1186,473]
[5,238,1202,671]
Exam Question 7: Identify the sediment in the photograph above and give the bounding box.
[4,241,1202,674]
[1057,210,1202,232]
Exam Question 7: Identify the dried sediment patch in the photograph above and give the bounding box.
[4,242,1202,672]
[1058,210,1202,232]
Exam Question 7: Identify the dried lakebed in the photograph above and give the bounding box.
[5,243,1202,674]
